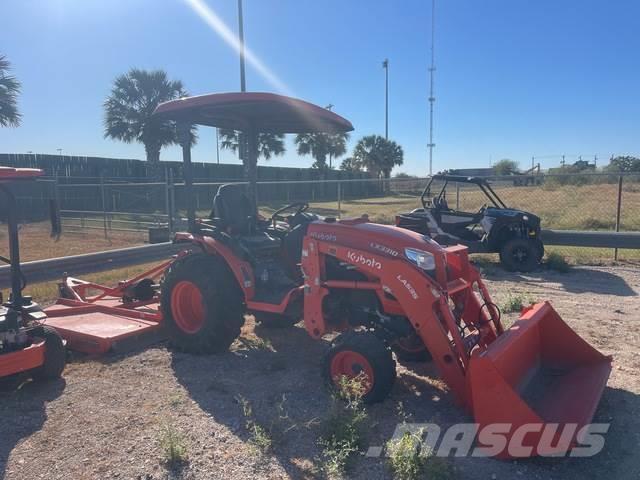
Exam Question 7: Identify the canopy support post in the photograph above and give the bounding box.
[246,127,259,214]
[178,122,196,232]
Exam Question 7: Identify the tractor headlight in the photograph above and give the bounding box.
[404,248,436,272]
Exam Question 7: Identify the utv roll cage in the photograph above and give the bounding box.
[421,174,507,210]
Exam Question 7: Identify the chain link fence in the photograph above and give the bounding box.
[9,172,640,264]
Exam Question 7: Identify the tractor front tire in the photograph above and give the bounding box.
[32,326,66,381]
[161,253,244,354]
[254,312,299,329]
[323,331,396,404]
[499,238,541,272]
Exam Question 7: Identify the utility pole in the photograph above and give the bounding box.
[237,0,246,92]
[382,59,389,139]
[427,0,436,175]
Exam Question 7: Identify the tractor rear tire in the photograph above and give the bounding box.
[499,238,541,272]
[161,253,244,354]
[391,332,432,362]
[323,331,396,404]
[32,326,66,381]
[254,312,299,329]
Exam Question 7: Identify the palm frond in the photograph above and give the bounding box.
[0,54,22,127]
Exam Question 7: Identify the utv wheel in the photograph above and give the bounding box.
[254,312,299,329]
[323,331,396,404]
[32,326,66,381]
[391,332,432,362]
[499,238,540,272]
[161,253,244,354]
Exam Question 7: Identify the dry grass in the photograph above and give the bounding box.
[0,221,147,262]
[262,182,640,232]
[257,182,640,263]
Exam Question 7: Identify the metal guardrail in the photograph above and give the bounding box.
[0,229,638,290]
[541,229,640,249]
[0,242,183,289]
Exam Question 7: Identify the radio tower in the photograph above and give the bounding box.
[427,0,436,175]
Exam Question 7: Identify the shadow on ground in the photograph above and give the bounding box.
[0,378,66,478]
[170,316,640,479]
[170,320,462,478]
[171,323,331,478]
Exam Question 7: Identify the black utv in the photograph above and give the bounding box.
[395,175,544,272]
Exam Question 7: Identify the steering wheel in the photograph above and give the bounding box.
[271,202,309,226]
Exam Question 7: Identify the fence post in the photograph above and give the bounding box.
[166,168,174,235]
[100,175,108,239]
[337,181,342,219]
[456,183,460,210]
[53,172,61,232]
[169,169,176,230]
[614,175,623,261]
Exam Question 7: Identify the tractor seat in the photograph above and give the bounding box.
[213,184,280,252]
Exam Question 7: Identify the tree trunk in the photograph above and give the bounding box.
[145,144,162,180]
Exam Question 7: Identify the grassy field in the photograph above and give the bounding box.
[0,224,152,304]
[258,182,640,263]
[0,222,147,262]
[259,182,640,232]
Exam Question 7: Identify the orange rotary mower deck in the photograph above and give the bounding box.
[43,260,172,354]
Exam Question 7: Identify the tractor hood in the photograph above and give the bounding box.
[307,218,449,286]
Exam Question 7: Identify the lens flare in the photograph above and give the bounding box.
[183,0,292,95]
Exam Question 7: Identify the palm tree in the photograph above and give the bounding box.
[218,129,285,161]
[104,69,193,176]
[295,132,349,170]
[326,132,349,169]
[352,135,404,179]
[0,54,21,127]
[340,157,361,172]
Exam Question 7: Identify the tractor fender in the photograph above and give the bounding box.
[173,233,255,301]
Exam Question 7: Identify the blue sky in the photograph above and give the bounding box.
[1,0,638,175]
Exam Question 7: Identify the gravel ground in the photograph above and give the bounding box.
[0,265,638,480]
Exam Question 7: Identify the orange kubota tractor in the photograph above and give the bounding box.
[152,92,612,457]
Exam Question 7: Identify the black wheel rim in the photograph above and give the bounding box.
[512,246,530,264]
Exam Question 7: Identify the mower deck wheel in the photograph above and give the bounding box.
[32,326,66,381]
[160,252,244,354]
[323,331,396,404]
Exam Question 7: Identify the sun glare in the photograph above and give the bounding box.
[183,0,293,95]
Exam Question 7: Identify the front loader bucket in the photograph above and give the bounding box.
[468,302,611,458]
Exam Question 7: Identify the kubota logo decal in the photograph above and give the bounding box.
[347,251,382,270]
[397,274,418,299]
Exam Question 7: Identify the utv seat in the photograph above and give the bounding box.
[213,184,280,252]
